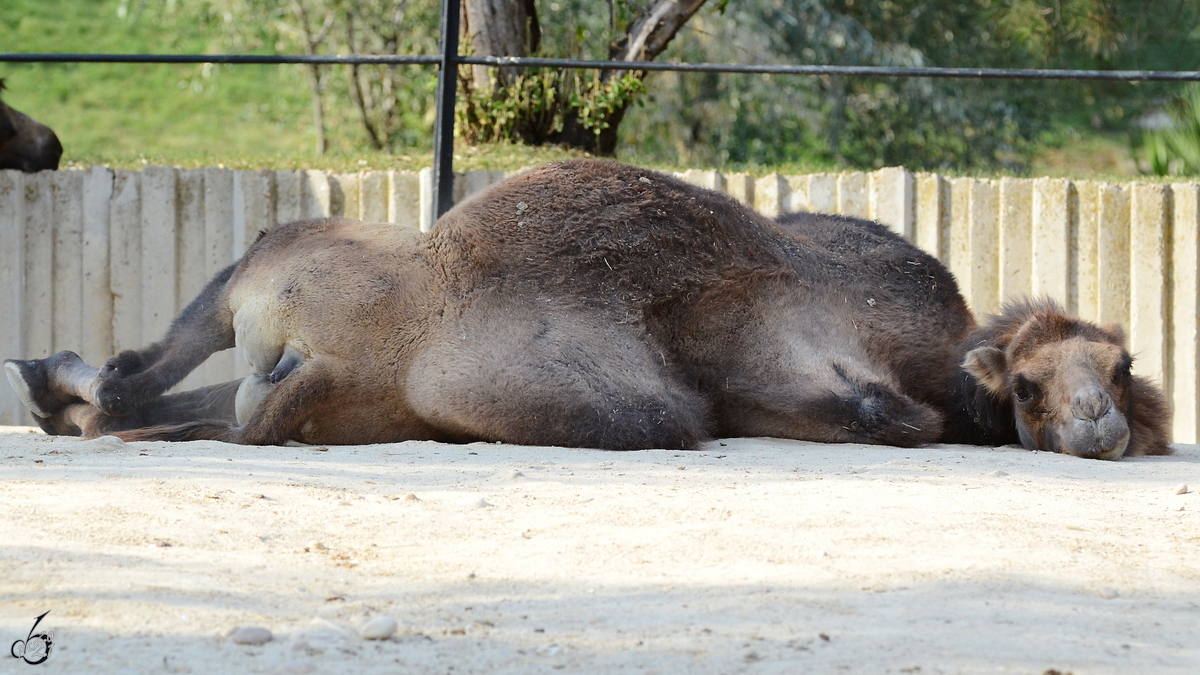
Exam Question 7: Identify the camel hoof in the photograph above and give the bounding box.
[4,359,54,418]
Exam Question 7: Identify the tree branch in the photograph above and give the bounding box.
[612,0,708,64]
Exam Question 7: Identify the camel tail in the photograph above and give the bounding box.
[109,420,242,443]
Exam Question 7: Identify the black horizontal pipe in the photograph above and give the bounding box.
[2,52,1199,81]
[0,52,440,65]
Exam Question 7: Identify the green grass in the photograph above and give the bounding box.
[2,0,331,166]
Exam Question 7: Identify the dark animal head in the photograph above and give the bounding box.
[961,301,1169,460]
[0,79,63,173]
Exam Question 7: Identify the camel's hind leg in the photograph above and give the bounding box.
[407,296,710,450]
[111,358,338,444]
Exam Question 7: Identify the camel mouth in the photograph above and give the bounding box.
[1018,410,1132,460]
[1057,423,1131,461]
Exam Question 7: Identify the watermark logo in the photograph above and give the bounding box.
[10,611,53,665]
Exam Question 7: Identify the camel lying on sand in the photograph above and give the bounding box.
[4,161,1171,459]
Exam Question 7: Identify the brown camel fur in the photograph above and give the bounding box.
[5,160,967,450]
[0,79,62,173]
[4,161,1173,458]
[943,299,1171,459]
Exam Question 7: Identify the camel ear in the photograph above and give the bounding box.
[963,346,1008,396]
[1103,322,1127,346]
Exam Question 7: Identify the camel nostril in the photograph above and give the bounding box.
[1071,387,1111,421]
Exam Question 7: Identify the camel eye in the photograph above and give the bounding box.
[1113,358,1133,384]
[1012,376,1037,404]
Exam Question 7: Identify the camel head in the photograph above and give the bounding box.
[961,301,1168,460]
[0,79,63,173]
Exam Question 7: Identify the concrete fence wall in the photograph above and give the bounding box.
[2,165,1197,443]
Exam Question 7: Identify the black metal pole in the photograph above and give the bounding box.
[431,0,460,221]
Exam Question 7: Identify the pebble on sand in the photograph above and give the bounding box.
[230,626,273,645]
[359,615,399,640]
[85,435,126,451]
[1175,484,1189,495]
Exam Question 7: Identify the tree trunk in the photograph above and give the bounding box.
[461,0,540,93]
[290,0,335,156]
[549,0,709,154]
[460,0,705,155]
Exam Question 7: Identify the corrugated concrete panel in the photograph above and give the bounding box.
[23,172,53,360]
[240,170,276,244]
[782,175,807,213]
[334,172,361,220]
[176,169,207,392]
[754,173,787,218]
[805,174,837,215]
[948,178,973,307]
[51,171,84,357]
[81,166,113,367]
[0,170,24,424]
[837,171,869,219]
[457,170,491,203]
[1074,181,1101,322]
[1171,183,1199,444]
[915,173,948,260]
[140,166,178,346]
[680,169,725,192]
[968,179,1000,316]
[998,178,1032,305]
[203,168,236,387]
[302,170,333,218]
[1031,178,1074,311]
[1129,183,1171,395]
[1097,183,1131,328]
[109,170,142,354]
[724,173,754,206]
[389,170,421,230]
[870,167,913,239]
[419,167,435,232]
[275,170,303,224]
[360,171,388,223]
[946,178,1000,315]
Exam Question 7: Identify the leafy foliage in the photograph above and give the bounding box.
[1140,86,1200,176]
[458,68,645,145]
[621,0,1200,172]
[6,0,1200,174]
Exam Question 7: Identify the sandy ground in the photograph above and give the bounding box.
[0,426,1197,675]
